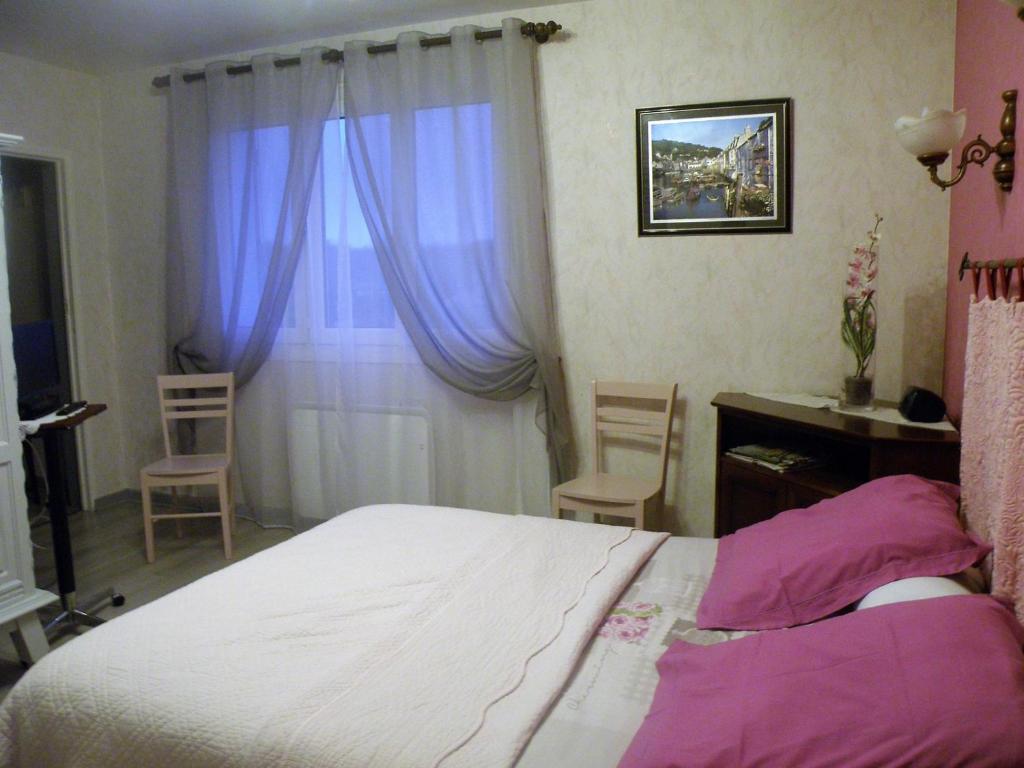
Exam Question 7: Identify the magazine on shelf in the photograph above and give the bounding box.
[726,443,822,473]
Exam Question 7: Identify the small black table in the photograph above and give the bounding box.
[34,404,125,637]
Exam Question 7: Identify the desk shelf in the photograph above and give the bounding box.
[712,393,960,537]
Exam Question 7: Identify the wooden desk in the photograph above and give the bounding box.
[35,404,123,636]
[711,393,960,537]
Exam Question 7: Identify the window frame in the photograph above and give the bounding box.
[272,82,404,360]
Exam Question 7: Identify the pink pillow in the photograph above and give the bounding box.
[697,475,990,630]
[620,595,1024,768]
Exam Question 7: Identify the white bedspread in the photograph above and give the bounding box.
[0,505,667,768]
[518,536,749,767]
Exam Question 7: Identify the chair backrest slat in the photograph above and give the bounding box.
[591,380,677,490]
[595,420,666,437]
[164,410,228,420]
[160,373,229,389]
[156,373,235,461]
[163,397,229,407]
[595,405,670,424]
[594,380,672,400]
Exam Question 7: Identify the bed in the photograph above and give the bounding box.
[2,478,1022,767]
[0,504,726,768]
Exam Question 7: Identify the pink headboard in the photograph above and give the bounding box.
[960,296,1024,623]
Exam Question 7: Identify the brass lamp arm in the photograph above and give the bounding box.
[926,137,997,190]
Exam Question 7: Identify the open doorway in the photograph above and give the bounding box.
[0,154,81,512]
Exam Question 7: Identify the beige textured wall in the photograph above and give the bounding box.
[97,0,955,533]
[534,0,955,534]
[0,52,124,502]
[99,70,170,482]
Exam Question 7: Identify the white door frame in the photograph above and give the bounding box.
[0,146,92,510]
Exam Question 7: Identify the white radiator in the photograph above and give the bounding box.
[286,406,433,520]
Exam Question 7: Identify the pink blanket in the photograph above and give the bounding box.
[961,297,1024,623]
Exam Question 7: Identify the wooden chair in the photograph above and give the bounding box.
[140,373,235,563]
[552,380,677,530]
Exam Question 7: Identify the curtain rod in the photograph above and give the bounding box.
[958,252,1024,280]
[958,251,1024,300]
[151,20,561,89]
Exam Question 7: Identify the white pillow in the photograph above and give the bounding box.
[855,574,976,611]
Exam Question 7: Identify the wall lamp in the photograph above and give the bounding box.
[895,90,1017,192]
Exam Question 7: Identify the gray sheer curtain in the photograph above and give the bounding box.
[343,18,574,481]
[166,49,339,386]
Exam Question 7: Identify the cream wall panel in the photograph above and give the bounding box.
[98,0,954,534]
[0,52,124,501]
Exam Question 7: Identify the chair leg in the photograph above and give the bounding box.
[228,472,236,534]
[634,501,645,532]
[652,494,664,532]
[551,488,561,519]
[650,492,669,533]
[141,474,156,564]
[218,472,233,560]
[172,488,184,539]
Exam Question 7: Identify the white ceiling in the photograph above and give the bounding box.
[0,0,571,75]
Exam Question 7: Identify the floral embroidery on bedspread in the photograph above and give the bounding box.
[597,602,745,647]
[557,575,751,715]
[598,602,662,644]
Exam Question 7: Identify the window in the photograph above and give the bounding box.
[222,123,297,331]
[319,118,396,334]
[225,102,494,355]
[261,117,398,352]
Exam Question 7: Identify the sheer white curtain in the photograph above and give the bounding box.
[343,19,574,486]
[167,32,554,531]
[167,49,338,386]
[234,110,549,529]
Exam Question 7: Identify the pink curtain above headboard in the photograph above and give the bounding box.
[960,297,1024,623]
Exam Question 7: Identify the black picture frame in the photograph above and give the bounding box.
[636,98,792,236]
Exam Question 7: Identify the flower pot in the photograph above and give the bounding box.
[843,375,874,410]
[841,216,882,414]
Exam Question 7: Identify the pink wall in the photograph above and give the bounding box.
[944,0,1024,424]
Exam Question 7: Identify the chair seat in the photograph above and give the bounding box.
[554,472,661,504]
[142,455,229,477]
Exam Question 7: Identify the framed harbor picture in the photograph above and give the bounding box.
[636,98,792,236]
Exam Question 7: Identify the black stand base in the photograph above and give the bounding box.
[44,588,125,639]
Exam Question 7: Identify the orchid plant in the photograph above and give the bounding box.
[842,215,882,379]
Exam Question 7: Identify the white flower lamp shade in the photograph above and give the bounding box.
[894,108,967,158]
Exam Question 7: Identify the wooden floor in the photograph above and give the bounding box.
[0,496,292,701]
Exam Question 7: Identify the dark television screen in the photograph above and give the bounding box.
[12,320,60,400]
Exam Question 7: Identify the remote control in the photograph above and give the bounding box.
[56,401,87,416]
